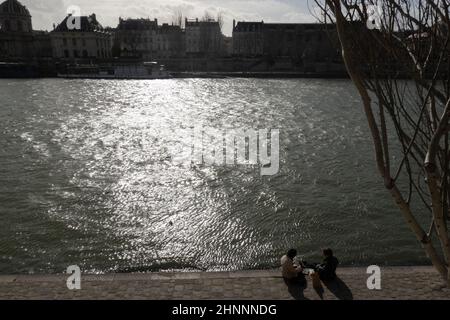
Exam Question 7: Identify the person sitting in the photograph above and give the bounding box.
[281,249,304,283]
[316,248,339,282]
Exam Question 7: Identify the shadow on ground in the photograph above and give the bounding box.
[283,276,309,300]
[283,276,353,300]
[323,277,354,300]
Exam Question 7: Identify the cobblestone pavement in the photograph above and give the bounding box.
[0,267,449,300]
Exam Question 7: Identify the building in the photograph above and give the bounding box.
[155,23,184,59]
[0,0,32,33]
[223,36,233,57]
[232,21,264,56]
[114,18,158,59]
[32,30,52,59]
[185,18,223,57]
[0,0,33,59]
[50,13,112,60]
[232,21,339,63]
[0,0,52,61]
[114,18,184,60]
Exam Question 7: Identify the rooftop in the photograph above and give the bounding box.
[234,21,335,32]
[53,14,105,33]
[0,0,30,17]
[118,18,158,30]
[185,18,220,27]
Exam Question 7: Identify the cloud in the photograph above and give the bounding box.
[18,0,315,35]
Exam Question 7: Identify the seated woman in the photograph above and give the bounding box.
[281,249,305,284]
[300,248,339,282]
[316,248,339,282]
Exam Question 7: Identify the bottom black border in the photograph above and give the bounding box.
[1,300,447,319]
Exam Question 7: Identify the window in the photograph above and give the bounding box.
[82,50,88,58]
[73,50,78,58]
[63,38,67,46]
[72,38,77,46]
[4,20,10,31]
[64,50,69,58]
[17,21,23,32]
[82,39,86,47]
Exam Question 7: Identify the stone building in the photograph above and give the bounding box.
[113,18,184,60]
[223,36,233,57]
[185,18,223,57]
[232,21,264,57]
[32,30,52,59]
[0,0,52,61]
[155,23,184,59]
[50,13,112,60]
[114,18,158,59]
[232,21,339,62]
[0,0,32,32]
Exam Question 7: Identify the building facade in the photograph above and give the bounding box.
[1,0,340,72]
[0,0,32,32]
[155,23,184,59]
[232,21,264,56]
[0,0,52,61]
[0,0,33,59]
[114,18,158,59]
[223,36,233,57]
[32,30,52,58]
[185,18,223,57]
[233,21,339,62]
[114,18,184,60]
[50,13,112,60]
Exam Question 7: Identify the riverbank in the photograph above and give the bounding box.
[169,71,349,79]
[0,267,449,300]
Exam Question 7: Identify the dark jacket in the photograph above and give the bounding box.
[317,256,339,281]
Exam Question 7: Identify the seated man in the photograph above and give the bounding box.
[316,248,339,282]
[281,249,304,283]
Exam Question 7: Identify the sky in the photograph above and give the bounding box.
[19,0,318,36]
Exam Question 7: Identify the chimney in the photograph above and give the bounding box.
[233,19,236,30]
[196,18,198,23]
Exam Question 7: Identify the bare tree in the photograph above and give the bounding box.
[172,9,184,28]
[314,0,450,287]
[217,11,225,33]
[202,11,214,22]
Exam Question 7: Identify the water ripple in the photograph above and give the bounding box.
[0,78,427,274]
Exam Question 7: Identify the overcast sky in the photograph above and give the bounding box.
[19,0,318,35]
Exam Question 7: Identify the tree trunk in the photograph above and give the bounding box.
[390,184,448,280]
[327,0,449,285]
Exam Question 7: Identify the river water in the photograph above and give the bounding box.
[0,78,428,274]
